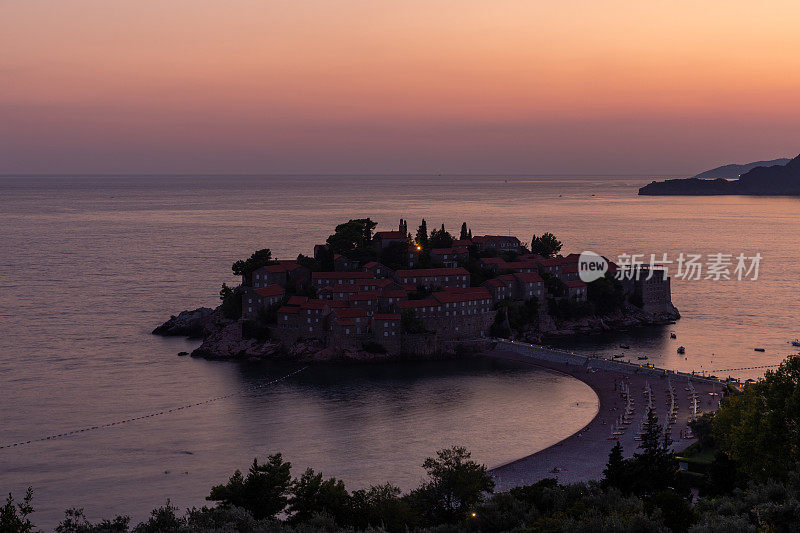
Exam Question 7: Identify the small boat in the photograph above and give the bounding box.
[620,344,631,349]
[670,332,677,339]
[613,353,625,359]
[677,346,685,354]
[791,339,800,347]
[754,347,765,352]
[637,356,648,360]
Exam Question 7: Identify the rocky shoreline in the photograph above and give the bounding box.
[153,302,679,363]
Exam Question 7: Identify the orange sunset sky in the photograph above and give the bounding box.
[1,0,799,175]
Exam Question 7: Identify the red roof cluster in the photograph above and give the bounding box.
[395,267,468,278]
[513,272,544,283]
[433,287,491,303]
[312,271,376,280]
[253,284,285,297]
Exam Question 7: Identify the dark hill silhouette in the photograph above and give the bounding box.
[639,154,800,196]
[692,158,790,179]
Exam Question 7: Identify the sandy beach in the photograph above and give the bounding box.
[487,349,724,489]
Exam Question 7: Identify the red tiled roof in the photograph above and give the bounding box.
[479,257,507,264]
[539,254,581,267]
[373,313,401,320]
[483,279,505,288]
[430,246,469,256]
[381,289,408,298]
[396,299,438,309]
[452,239,472,247]
[373,231,405,240]
[433,287,492,303]
[320,285,360,294]
[504,261,539,270]
[278,306,300,314]
[301,299,329,310]
[349,291,383,301]
[565,280,587,288]
[498,274,516,282]
[401,284,418,292]
[363,261,380,268]
[253,284,285,297]
[513,272,544,283]
[312,271,375,280]
[326,300,350,308]
[395,267,469,278]
[373,278,396,288]
[333,308,367,318]
[562,265,579,273]
[286,296,308,306]
[254,261,302,273]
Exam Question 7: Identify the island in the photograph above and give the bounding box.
[154,219,679,361]
[639,153,800,195]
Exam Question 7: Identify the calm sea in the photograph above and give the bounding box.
[1,175,798,528]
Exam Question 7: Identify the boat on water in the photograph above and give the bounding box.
[677,346,685,354]
[670,332,677,339]
[620,344,631,349]
[754,347,765,352]
[637,356,648,360]
[612,353,625,359]
[791,339,800,347]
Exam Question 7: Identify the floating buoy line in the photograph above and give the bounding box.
[705,364,780,373]
[0,366,308,450]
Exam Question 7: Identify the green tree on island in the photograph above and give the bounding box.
[428,224,454,249]
[415,219,429,250]
[326,218,378,262]
[530,232,563,258]
[231,249,277,278]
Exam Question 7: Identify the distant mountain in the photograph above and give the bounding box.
[692,158,791,179]
[639,155,800,196]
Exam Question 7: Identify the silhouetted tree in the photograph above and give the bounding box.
[602,441,627,491]
[207,455,292,520]
[232,249,277,281]
[409,446,494,524]
[287,468,350,525]
[415,219,429,250]
[0,488,35,533]
[429,224,454,249]
[530,233,562,258]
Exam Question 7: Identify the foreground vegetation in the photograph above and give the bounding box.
[5,355,800,532]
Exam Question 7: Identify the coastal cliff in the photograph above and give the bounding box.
[639,153,800,196]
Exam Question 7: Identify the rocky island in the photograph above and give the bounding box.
[639,154,800,195]
[154,219,679,361]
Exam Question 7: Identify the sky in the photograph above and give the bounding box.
[1,0,799,175]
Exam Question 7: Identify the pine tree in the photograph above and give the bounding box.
[415,219,429,250]
[602,441,626,490]
[639,407,662,458]
[460,222,468,240]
